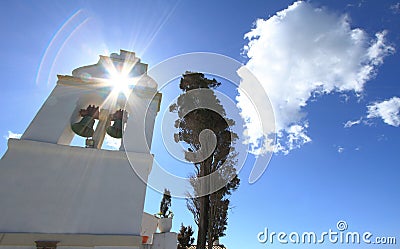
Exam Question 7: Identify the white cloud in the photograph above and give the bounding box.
[275,123,311,155]
[337,146,344,153]
[344,119,361,128]
[367,97,400,127]
[239,1,394,155]
[377,134,388,141]
[340,93,351,103]
[4,131,22,140]
[391,3,400,14]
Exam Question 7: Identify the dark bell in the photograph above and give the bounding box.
[106,119,123,138]
[106,109,127,139]
[71,105,99,138]
[71,116,95,137]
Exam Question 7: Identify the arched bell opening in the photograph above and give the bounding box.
[101,108,129,151]
[67,93,102,149]
[69,101,129,151]
[70,105,100,148]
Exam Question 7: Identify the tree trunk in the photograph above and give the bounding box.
[207,229,213,249]
[197,160,210,249]
[197,194,209,249]
[207,195,214,249]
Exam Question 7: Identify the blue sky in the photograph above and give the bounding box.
[0,1,399,249]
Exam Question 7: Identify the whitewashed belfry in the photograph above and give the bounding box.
[0,50,175,248]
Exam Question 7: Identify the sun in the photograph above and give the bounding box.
[109,72,131,96]
[99,70,134,114]
[102,58,137,98]
[97,55,139,110]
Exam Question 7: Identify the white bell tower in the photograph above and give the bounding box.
[0,50,165,248]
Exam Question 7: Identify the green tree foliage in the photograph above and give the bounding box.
[170,72,240,249]
[177,223,195,249]
[158,189,172,218]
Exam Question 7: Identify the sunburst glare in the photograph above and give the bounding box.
[108,70,132,97]
[102,56,138,100]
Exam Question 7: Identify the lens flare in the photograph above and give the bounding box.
[108,71,132,97]
[101,56,138,99]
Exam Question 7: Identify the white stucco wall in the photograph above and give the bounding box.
[141,213,158,238]
[0,139,152,235]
